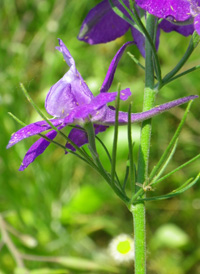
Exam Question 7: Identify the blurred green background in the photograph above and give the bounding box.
[1,0,200,273]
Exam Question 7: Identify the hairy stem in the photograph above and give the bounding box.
[132,13,156,274]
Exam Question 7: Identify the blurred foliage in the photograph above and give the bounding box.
[1,0,200,273]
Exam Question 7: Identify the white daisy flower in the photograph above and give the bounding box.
[108,234,134,264]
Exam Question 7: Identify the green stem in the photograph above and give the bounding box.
[84,121,129,203]
[132,13,156,274]
[128,104,135,195]
[130,204,146,272]
[131,4,162,86]
[111,89,120,187]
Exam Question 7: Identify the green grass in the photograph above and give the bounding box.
[1,1,200,273]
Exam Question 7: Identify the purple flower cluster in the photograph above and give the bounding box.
[7,39,197,170]
[78,0,198,55]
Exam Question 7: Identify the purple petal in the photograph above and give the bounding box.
[45,39,93,118]
[55,39,76,67]
[19,125,65,171]
[131,27,160,57]
[7,119,64,148]
[92,88,131,107]
[159,20,194,36]
[45,81,77,118]
[101,95,198,125]
[78,0,130,44]
[19,130,57,171]
[65,124,108,152]
[100,42,134,93]
[74,88,131,120]
[131,27,145,57]
[135,0,191,22]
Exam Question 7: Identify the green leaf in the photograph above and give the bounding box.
[139,173,200,202]
[150,139,178,186]
[163,64,200,86]
[149,101,193,184]
[153,154,200,186]
[8,112,27,127]
[127,52,145,71]
[96,136,121,186]
[161,31,200,88]
[84,121,112,185]
[170,173,200,194]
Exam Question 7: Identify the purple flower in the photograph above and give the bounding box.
[78,0,148,56]
[135,0,200,35]
[7,39,198,170]
[78,0,194,57]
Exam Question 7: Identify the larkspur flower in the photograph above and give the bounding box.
[108,234,134,264]
[78,0,194,57]
[135,0,200,35]
[7,39,197,170]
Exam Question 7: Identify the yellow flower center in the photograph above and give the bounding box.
[117,240,131,254]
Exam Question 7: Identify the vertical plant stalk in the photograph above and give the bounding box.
[130,14,157,274]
